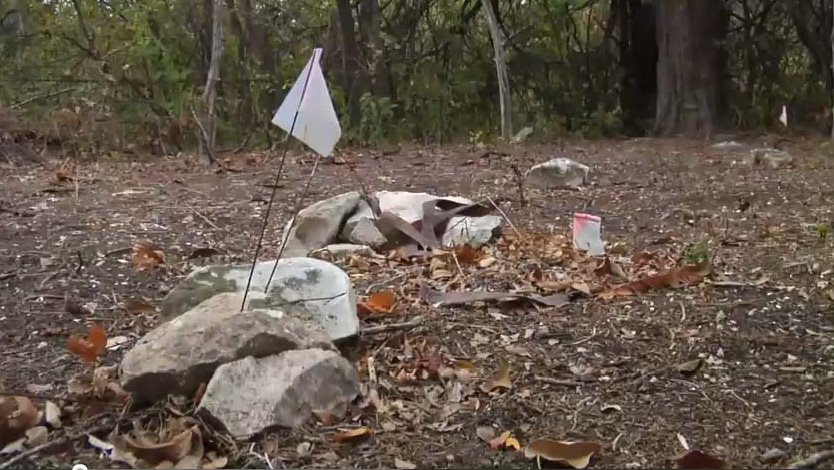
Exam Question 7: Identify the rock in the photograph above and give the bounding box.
[340,199,387,248]
[159,258,359,342]
[442,215,502,248]
[750,148,792,169]
[761,448,787,462]
[280,192,361,257]
[525,157,590,189]
[376,190,471,224]
[315,244,374,259]
[198,349,360,437]
[712,140,742,149]
[120,293,335,403]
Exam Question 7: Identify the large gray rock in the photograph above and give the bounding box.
[376,190,471,223]
[120,293,334,403]
[198,349,360,437]
[340,199,387,248]
[525,157,590,189]
[442,215,503,248]
[280,192,361,257]
[159,258,359,342]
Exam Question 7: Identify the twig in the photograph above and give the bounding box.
[485,195,525,243]
[11,87,77,110]
[75,250,84,275]
[183,202,221,230]
[789,450,834,469]
[535,376,587,387]
[364,267,422,294]
[509,163,526,206]
[190,107,214,163]
[0,420,113,469]
[0,271,17,281]
[361,316,424,335]
[269,293,347,306]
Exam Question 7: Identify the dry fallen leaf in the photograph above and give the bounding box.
[125,299,156,316]
[676,358,704,376]
[594,256,628,279]
[67,323,108,363]
[452,245,485,265]
[524,439,602,469]
[477,426,496,442]
[329,427,372,443]
[481,359,512,393]
[489,431,511,450]
[394,457,417,469]
[0,396,39,446]
[44,401,61,428]
[25,426,48,447]
[358,291,397,315]
[132,240,167,271]
[673,449,727,469]
[505,437,522,451]
[110,417,200,468]
[599,261,710,298]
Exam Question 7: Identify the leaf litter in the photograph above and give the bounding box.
[3,140,834,468]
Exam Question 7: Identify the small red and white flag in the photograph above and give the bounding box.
[271,48,341,157]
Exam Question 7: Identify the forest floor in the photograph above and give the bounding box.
[2,137,834,469]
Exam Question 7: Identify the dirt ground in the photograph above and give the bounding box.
[1,137,834,469]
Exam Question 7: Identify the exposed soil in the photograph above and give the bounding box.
[1,137,834,469]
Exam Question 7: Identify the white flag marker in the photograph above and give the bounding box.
[271,48,341,157]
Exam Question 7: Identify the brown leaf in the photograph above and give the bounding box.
[132,241,166,271]
[67,323,108,363]
[420,282,569,308]
[571,282,592,295]
[676,358,704,376]
[524,439,602,469]
[187,247,220,260]
[358,291,397,315]
[329,427,372,442]
[673,449,727,469]
[110,418,198,467]
[594,257,628,279]
[489,430,511,450]
[125,299,156,316]
[394,458,417,469]
[599,261,710,298]
[452,245,485,265]
[481,359,512,392]
[0,396,39,446]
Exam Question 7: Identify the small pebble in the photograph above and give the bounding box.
[761,448,787,462]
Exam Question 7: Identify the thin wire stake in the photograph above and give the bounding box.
[263,153,322,292]
[240,62,316,312]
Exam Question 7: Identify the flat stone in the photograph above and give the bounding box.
[280,192,361,257]
[761,448,787,462]
[442,215,503,248]
[198,349,360,437]
[159,258,358,342]
[376,190,472,224]
[525,157,590,189]
[120,292,334,404]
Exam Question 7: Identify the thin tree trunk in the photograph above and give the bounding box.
[336,0,362,126]
[198,0,223,164]
[480,0,512,140]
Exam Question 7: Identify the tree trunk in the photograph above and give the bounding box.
[654,0,727,137]
[613,0,657,135]
[336,0,362,126]
[198,0,223,164]
[359,0,388,97]
[480,0,513,140]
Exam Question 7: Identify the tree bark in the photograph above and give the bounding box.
[480,0,513,140]
[654,0,727,137]
[198,0,223,164]
[613,0,657,134]
[359,0,388,97]
[336,0,362,126]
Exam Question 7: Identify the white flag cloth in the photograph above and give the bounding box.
[271,48,341,157]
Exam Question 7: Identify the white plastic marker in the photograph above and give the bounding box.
[241,48,342,311]
[271,48,341,157]
[573,213,605,256]
[779,105,788,127]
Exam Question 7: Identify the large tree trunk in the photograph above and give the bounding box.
[613,0,657,135]
[654,0,727,137]
[197,0,223,164]
[359,0,388,97]
[480,0,513,140]
[336,0,362,126]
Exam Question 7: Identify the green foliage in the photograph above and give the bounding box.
[685,240,711,265]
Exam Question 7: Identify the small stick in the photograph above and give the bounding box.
[0,421,113,469]
[361,316,424,335]
[263,154,322,292]
[789,450,834,469]
[0,271,17,281]
[485,195,526,243]
[535,376,587,387]
[184,202,221,230]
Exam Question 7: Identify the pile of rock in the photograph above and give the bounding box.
[280,190,504,258]
[120,258,361,438]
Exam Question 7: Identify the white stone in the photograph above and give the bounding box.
[198,349,360,437]
[315,243,374,259]
[340,199,387,248]
[525,157,590,189]
[120,292,335,403]
[280,192,361,257]
[159,258,358,342]
[375,190,471,223]
[441,215,502,248]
